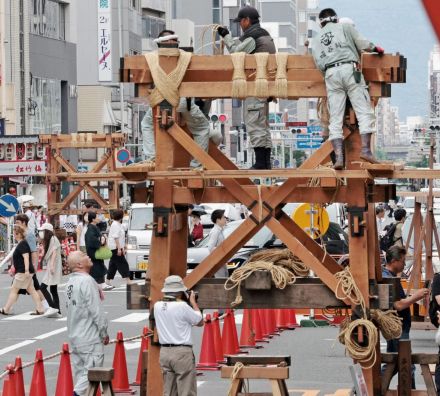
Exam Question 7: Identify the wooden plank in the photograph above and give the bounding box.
[55,172,123,181]
[382,353,439,365]
[420,364,437,396]
[381,362,397,395]
[127,280,393,310]
[172,184,396,205]
[220,366,289,380]
[398,340,412,396]
[225,355,291,366]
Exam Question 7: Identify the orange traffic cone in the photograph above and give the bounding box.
[222,309,239,355]
[2,364,16,396]
[267,309,278,335]
[133,326,149,385]
[55,343,73,396]
[240,310,257,348]
[287,309,299,328]
[112,331,135,394]
[14,356,25,396]
[30,349,47,396]
[251,309,267,343]
[259,309,271,338]
[230,310,247,354]
[197,314,220,370]
[212,311,225,363]
[275,309,288,330]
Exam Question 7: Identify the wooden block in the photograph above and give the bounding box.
[127,283,149,310]
[221,366,289,380]
[187,179,205,189]
[88,367,114,382]
[226,355,291,366]
[244,271,272,290]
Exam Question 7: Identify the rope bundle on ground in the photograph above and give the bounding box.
[231,52,247,98]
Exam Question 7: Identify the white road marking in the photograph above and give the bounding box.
[112,313,149,323]
[197,381,205,388]
[34,327,67,340]
[234,314,243,325]
[3,311,41,321]
[0,340,35,356]
[125,341,141,351]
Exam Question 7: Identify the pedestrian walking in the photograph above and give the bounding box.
[105,210,132,287]
[66,251,109,396]
[218,6,276,169]
[0,225,44,315]
[154,275,203,396]
[38,223,63,318]
[76,214,88,253]
[207,209,228,277]
[85,212,108,289]
[311,8,384,169]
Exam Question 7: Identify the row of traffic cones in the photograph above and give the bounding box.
[2,327,149,396]
[197,309,299,370]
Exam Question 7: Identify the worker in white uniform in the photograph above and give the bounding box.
[141,30,211,168]
[154,275,203,396]
[311,8,384,169]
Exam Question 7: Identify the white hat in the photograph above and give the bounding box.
[161,275,187,293]
[154,34,179,44]
[38,223,54,232]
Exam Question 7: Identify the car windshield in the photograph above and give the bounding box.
[404,198,415,209]
[196,221,273,248]
[129,208,154,230]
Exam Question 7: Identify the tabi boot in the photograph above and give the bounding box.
[265,148,272,169]
[250,147,267,169]
[360,133,378,163]
[330,138,344,170]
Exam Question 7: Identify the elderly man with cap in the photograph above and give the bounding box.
[153,275,203,396]
[217,6,276,169]
[310,8,384,169]
[141,29,213,168]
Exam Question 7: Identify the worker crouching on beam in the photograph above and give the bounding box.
[310,8,384,169]
[217,6,276,170]
[141,30,217,168]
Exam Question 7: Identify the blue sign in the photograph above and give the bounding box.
[296,135,323,150]
[307,125,322,134]
[0,194,20,217]
[117,149,131,164]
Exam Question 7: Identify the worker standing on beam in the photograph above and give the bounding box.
[217,6,276,170]
[141,30,212,168]
[311,8,384,169]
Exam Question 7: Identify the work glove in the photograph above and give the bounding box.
[374,46,385,55]
[217,27,230,38]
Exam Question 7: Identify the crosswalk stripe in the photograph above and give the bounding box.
[3,311,42,321]
[197,381,205,388]
[125,341,141,350]
[0,340,36,356]
[34,327,67,340]
[112,313,149,323]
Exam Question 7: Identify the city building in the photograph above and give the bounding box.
[429,44,440,120]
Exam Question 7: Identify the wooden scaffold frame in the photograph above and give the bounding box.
[119,51,439,395]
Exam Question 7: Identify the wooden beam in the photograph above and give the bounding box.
[398,340,412,396]
[221,366,289,380]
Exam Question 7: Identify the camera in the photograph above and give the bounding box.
[183,290,199,304]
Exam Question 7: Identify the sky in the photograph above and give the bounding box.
[319,0,438,121]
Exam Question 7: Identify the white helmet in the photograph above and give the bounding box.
[339,17,355,27]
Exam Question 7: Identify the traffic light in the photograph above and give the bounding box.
[210,114,228,124]
[430,125,440,132]
[291,127,307,134]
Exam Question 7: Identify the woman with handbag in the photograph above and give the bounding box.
[38,223,63,318]
[105,210,133,288]
[0,225,44,315]
[85,212,111,289]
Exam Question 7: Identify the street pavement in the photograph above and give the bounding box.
[0,271,437,395]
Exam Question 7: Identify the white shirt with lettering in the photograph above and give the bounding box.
[154,300,202,345]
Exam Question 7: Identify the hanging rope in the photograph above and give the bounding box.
[275,53,289,98]
[224,261,298,307]
[227,362,248,396]
[307,164,346,203]
[248,249,309,276]
[144,49,192,107]
[231,52,248,99]
[198,24,222,54]
[254,52,270,98]
[370,309,402,341]
[334,267,366,316]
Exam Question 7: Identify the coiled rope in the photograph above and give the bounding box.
[370,309,402,341]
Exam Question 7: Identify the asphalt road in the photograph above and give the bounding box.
[0,271,437,395]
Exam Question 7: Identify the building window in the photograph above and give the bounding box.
[299,11,306,23]
[229,19,240,37]
[309,15,317,22]
[31,0,66,40]
[142,16,166,39]
[30,76,62,135]
[213,0,221,24]
[307,29,313,38]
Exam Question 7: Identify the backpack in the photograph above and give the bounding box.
[429,274,440,328]
[379,223,398,252]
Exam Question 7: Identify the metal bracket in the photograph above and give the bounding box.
[153,207,172,237]
[159,100,174,130]
[347,206,365,237]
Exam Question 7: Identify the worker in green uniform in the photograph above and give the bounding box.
[311,8,384,169]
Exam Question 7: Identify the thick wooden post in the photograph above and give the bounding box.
[146,56,189,396]
[397,340,412,396]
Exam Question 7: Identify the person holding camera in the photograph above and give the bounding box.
[154,275,203,396]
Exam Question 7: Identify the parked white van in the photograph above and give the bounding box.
[126,203,153,279]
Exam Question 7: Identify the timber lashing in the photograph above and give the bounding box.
[118,52,426,395]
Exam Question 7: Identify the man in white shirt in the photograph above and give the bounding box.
[376,205,386,236]
[154,275,203,396]
[207,209,228,277]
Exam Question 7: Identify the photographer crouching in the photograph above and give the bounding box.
[154,275,204,396]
